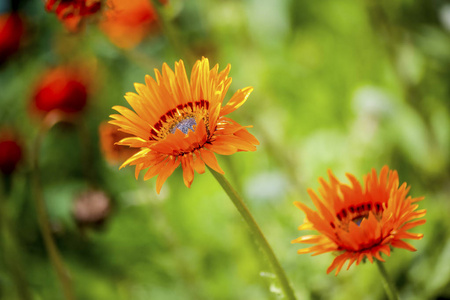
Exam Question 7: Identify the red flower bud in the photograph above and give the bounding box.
[45,0,102,32]
[32,66,88,114]
[0,133,22,175]
[0,13,25,64]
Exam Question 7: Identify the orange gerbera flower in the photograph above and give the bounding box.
[109,57,259,193]
[100,0,159,49]
[292,166,426,275]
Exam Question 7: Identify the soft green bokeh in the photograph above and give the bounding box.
[1,0,449,299]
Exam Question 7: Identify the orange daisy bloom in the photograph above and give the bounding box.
[109,57,259,193]
[292,166,426,275]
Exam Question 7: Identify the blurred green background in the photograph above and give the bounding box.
[0,0,449,299]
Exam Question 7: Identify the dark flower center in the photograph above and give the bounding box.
[332,202,384,230]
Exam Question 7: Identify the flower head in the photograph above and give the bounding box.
[292,166,426,275]
[109,57,259,193]
[0,131,22,175]
[32,66,89,114]
[45,0,102,32]
[0,13,25,64]
[100,0,159,49]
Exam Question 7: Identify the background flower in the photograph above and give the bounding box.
[45,0,102,32]
[0,13,24,64]
[31,66,89,115]
[72,189,111,229]
[99,121,138,165]
[0,130,22,175]
[100,0,159,49]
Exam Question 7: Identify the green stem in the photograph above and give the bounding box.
[375,260,399,300]
[0,180,32,300]
[208,166,296,300]
[31,118,75,300]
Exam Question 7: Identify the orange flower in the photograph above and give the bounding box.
[109,57,259,193]
[100,0,160,49]
[45,0,102,32]
[0,13,25,64]
[292,166,426,275]
[32,66,89,114]
[99,121,138,165]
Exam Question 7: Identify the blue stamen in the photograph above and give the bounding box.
[352,215,367,226]
[170,117,197,134]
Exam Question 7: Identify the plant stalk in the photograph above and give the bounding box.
[376,260,399,300]
[31,117,75,300]
[0,178,32,300]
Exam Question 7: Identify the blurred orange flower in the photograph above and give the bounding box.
[99,121,138,165]
[0,13,24,64]
[0,131,22,175]
[292,166,426,275]
[45,0,102,32]
[100,0,160,49]
[32,66,89,115]
[109,57,259,193]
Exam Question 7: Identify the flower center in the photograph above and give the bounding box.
[150,100,210,141]
[333,202,384,230]
[169,117,197,134]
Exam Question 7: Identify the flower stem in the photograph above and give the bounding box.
[375,260,399,300]
[0,179,32,300]
[208,166,296,300]
[31,116,75,300]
